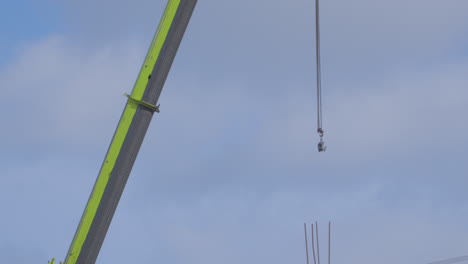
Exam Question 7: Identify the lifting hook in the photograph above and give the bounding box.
[317,128,326,152]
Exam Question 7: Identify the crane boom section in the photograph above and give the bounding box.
[63,1,197,263]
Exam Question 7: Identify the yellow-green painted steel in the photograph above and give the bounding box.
[124,93,160,112]
[63,1,181,263]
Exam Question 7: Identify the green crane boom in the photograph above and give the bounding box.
[60,1,198,263]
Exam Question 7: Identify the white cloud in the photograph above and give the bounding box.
[100,185,468,264]
[0,35,146,149]
[2,1,468,262]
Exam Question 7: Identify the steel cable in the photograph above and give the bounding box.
[315,0,323,135]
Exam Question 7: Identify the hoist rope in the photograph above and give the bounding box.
[316,0,323,137]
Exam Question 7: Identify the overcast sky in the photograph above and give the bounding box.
[1,0,468,263]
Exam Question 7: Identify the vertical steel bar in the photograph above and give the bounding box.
[316,221,320,264]
[328,221,331,264]
[304,223,310,264]
[311,223,317,264]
